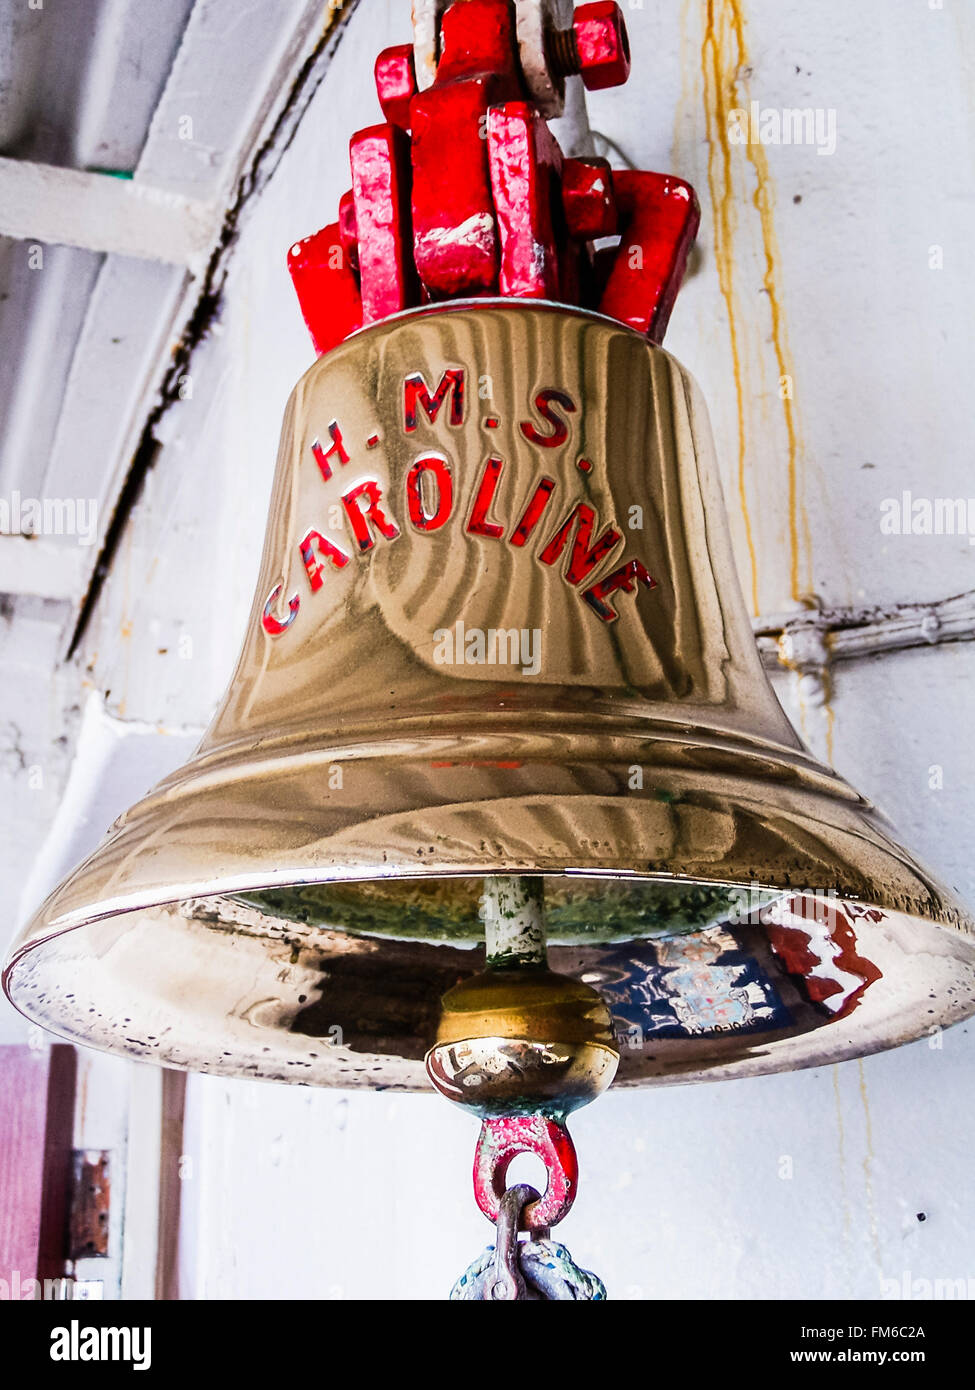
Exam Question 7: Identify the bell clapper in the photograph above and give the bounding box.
[426,874,620,1298]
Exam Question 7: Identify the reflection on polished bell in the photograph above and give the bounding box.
[5,301,975,1087]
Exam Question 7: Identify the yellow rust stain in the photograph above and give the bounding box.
[701,2,759,613]
[700,3,837,760]
[115,526,135,720]
[323,0,349,33]
[76,1064,88,1133]
[822,638,837,763]
[699,1,814,608]
[857,1059,883,1269]
[832,1065,853,1265]
[823,700,836,765]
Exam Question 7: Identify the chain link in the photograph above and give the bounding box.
[450,1184,607,1300]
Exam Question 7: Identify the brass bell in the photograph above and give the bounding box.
[5,301,975,1084]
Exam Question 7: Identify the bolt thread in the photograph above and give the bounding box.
[546,26,581,79]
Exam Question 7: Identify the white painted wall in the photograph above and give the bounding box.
[4,0,974,1299]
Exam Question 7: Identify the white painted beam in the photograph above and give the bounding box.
[135,0,336,202]
[41,256,191,560]
[0,535,88,602]
[0,156,218,272]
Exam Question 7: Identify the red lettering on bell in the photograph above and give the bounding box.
[404,368,465,431]
[299,529,352,591]
[406,454,454,531]
[311,420,350,482]
[261,380,666,639]
[539,503,622,584]
[509,477,556,547]
[466,456,506,540]
[583,560,657,622]
[262,583,300,635]
[342,480,401,551]
[519,389,576,448]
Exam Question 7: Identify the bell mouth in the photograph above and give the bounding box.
[228,875,781,945]
[6,869,975,1090]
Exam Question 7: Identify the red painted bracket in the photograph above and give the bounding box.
[487,101,564,299]
[409,0,522,297]
[599,171,701,344]
[374,43,416,130]
[287,0,699,353]
[350,123,418,323]
[411,79,502,297]
[287,223,361,357]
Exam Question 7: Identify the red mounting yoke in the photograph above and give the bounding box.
[288,0,699,355]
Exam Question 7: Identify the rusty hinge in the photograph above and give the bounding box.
[67,1149,111,1260]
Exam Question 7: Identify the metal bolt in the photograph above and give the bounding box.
[546,2,631,92]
